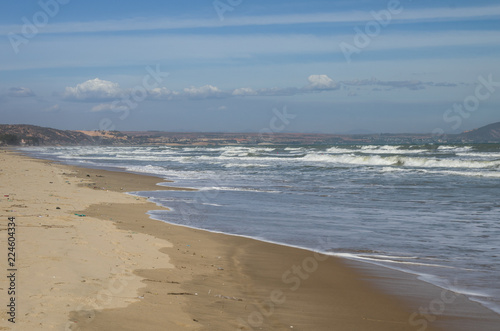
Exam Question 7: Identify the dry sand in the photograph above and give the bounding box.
[1,149,499,331]
[0,150,191,330]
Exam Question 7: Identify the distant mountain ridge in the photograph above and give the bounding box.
[459,122,500,143]
[1,121,500,146]
[0,124,94,145]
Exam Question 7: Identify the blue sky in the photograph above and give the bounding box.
[1,0,500,134]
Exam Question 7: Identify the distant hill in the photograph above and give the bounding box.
[459,122,500,143]
[0,124,94,146]
[1,121,500,146]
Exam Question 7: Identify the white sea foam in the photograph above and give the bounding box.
[302,153,397,165]
[301,153,500,169]
[224,163,271,168]
[379,167,409,173]
[333,253,459,268]
[437,145,473,152]
[325,146,352,153]
[401,157,500,169]
[217,146,276,157]
[197,186,280,193]
[359,145,429,154]
[124,164,172,176]
[125,165,218,182]
[427,170,500,178]
[456,152,500,158]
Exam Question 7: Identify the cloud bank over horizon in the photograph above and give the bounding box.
[61,74,459,108]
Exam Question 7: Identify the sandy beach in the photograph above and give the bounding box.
[1,149,500,331]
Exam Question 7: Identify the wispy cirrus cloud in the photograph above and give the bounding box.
[7,87,35,97]
[2,30,499,72]
[1,5,500,36]
[342,78,459,91]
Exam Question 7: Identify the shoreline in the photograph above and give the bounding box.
[36,148,500,320]
[147,211,500,316]
[2,149,500,330]
[147,211,500,331]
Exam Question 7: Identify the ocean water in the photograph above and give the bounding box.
[23,144,500,314]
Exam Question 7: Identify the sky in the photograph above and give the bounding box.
[1,0,500,134]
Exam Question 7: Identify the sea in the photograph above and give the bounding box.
[22,144,500,315]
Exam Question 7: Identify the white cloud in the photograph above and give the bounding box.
[61,75,458,108]
[305,75,339,91]
[182,85,226,99]
[232,87,257,96]
[149,87,180,100]
[8,87,35,97]
[149,85,226,100]
[63,78,123,101]
[255,87,300,96]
